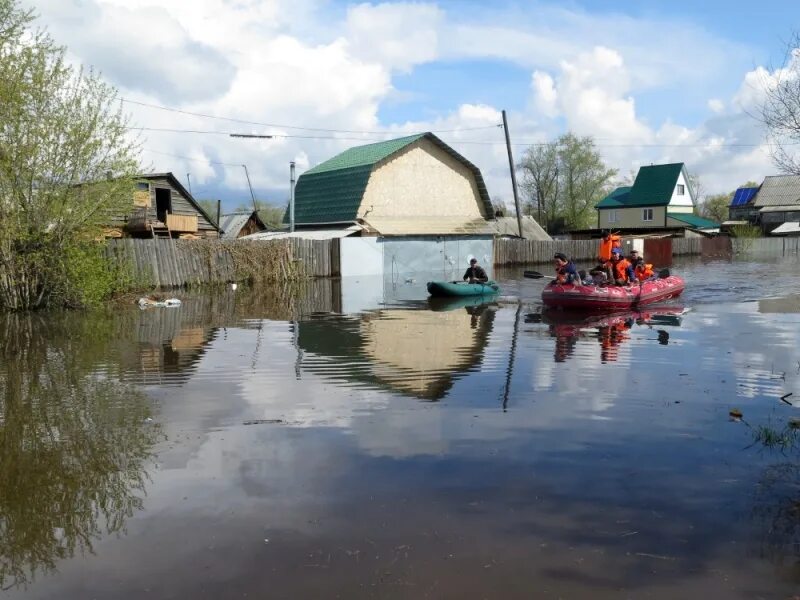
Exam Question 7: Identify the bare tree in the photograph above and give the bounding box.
[518,142,560,230]
[759,33,800,174]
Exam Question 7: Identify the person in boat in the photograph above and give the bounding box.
[463,258,489,284]
[597,229,622,263]
[606,247,636,286]
[634,257,655,281]
[553,252,582,286]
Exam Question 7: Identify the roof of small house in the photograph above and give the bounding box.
[729,186,759,207]
[595,186,632,208]
[287,132,493,225]
[137,172,220,231]
[219,210,266,239]
[596,163,689,209]
[752,174,800,207]
[667,212,719,229]
[771,221,800,235]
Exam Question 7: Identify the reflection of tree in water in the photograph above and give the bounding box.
[750,462,800,582]
[0,314,160,591]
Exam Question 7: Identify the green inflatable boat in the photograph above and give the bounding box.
[426,280,500,297]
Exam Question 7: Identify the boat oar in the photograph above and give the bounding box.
[523,270,556,280]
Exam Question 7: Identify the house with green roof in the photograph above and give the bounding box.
[285,132,548,240]
[595,163,717,234]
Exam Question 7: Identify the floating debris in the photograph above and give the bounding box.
[242,419,284,426]
[729,408,743,420]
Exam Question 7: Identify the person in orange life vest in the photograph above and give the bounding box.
[605,247,636,286]
[634,257,655,281]
[597,229,622,262]
[553,252,582,285]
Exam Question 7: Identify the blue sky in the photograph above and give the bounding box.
[32,0,800,209]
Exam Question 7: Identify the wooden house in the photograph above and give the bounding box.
[219,210,267,239]
[288,132,549,240]
[751,175,800,234]
[594,163,718,235]
[109,173,220,239]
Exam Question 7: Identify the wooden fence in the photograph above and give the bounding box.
[106,238,339,289]
[493,239,598,265]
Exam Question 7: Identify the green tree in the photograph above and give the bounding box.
[701,193,730,222]
[518,133,617,232]
[196,199,220,225]
[233,199,286,229]
[0,0,139,311]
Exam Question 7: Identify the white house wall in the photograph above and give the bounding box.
[668,169,694,210]
[359,139,487,220]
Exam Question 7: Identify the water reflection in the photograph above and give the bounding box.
[526,307,685,364]
[0,314,160,591]
[298,301,496,400]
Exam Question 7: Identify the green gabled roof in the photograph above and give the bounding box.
[667,212,719,229]
[626,163,685,206]
[286,132,493,225]
[596,186,632,208]
[305,134,427,175]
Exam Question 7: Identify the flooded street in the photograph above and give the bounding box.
[2,257,800,599]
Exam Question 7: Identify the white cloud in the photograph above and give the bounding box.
[708,99,725,113]
[531,71,559,118]
[345,2,443,73]
[27,0,791,203]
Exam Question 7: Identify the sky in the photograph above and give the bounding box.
[29,0,800,212]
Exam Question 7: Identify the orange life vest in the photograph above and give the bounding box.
[604,257,633,284]
[635,263,654,281]
[598,235,622,261]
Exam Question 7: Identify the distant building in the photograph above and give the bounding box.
[751,174,800,234]
[593,163,718,236]
[286,132,549,241]
[219,210,267,239]
[728,186,760,222]
[109,172,219,239]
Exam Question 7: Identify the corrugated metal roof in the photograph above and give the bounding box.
[240,225,362,240]
[304,134,427,175]
[361,216,494,236]
[752,175,800,207]
[667,212,719,229]
[729,186,759,207]
[596,186,632,208]
[759,204,800,212]
[627,163,685,207]
[490,216,552,240]
[287,132,493,225]
[219,212,251,239]
[771,221,800,234]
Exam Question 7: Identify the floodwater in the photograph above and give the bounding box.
[2,256,800,599]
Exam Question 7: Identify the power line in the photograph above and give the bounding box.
[122,97,502,134]
[134,127,779,149]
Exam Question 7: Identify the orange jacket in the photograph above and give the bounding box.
[598,235,622,261]
[604,258,634,284]
[635,263,654,281]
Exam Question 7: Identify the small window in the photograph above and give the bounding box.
[676,184,685,195]
[136,182,149,191]
[607,210,618,223]
[642,208,654,222]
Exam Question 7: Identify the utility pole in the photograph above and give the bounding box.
[502,109,524,239]
[289,161,296,233]
[242,164,257,213]
[186,173,192,194]
[216,199,221,229]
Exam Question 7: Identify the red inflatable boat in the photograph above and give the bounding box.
[541,276,685,310]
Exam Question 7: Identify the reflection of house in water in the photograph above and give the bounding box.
[297,304,496,400]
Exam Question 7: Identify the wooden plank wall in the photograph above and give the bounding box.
[493,239,598,266]
[106,238,339,289]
